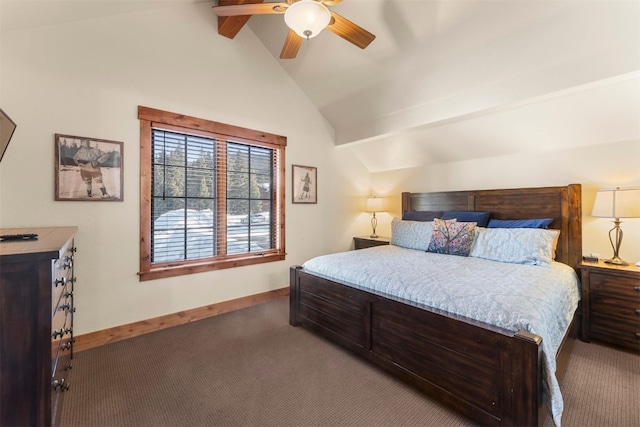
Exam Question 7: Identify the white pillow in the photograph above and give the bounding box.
[469,227,559,267]
[390,218,434,251]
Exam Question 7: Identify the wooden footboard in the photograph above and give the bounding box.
[290,266,546,427]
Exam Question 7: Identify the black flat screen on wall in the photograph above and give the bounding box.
[0,108,16,162]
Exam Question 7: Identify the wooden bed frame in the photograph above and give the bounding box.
[290,184,582,427]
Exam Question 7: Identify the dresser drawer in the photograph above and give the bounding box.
[52,315,72,427]
[51,339,71,427]
[51,252,74,314]
[590,314,639,351]
[590,291,640,323]
[51,385,66,427]
[52,279,66,315]
[51,306,69,338]
[53,336,73,375]
[53,255,74,282]
[590,272,640,299]
[52,316,73,378]
[52,292,74,369]
[51,276,71,318]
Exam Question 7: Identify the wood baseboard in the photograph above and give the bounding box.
[74,288,289,352]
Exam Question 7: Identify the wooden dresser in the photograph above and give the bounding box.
[0,227,78,426]
[580,260,640,352]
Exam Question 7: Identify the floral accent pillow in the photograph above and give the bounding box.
[427,218,477,256]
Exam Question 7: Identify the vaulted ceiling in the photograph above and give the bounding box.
[2,0,639,171]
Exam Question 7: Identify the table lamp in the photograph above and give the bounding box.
[591,187,640,265]
[365,196,384,238]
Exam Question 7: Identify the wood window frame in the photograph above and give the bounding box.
[138,106,286,281]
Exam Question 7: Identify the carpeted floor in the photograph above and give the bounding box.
[61,297,639,427]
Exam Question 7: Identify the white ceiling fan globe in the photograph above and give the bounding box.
[284,0,331,40]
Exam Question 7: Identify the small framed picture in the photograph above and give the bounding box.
[292,164,317,204]
[55,134,124,201]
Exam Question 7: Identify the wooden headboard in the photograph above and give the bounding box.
[401,184,582,270]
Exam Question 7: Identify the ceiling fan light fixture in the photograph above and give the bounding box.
[284,0,331,40]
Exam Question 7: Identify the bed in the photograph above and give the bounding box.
[289,184,582,427]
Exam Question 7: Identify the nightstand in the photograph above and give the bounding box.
[580,260,640,352]
[353,236,390,250]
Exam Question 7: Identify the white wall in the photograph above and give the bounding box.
[0,4,370,335]
[369,138,640,264]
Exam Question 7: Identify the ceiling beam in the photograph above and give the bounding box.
[216,0,264,39]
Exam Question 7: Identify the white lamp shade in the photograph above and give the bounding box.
[284,0,331,39]
[365,197,384,213]
[592,188,640,218]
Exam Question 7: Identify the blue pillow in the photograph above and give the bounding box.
[440,211,491,227]
[487,218,553,229]
[402,210,442,222]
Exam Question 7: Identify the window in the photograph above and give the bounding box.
[138,106,286,281]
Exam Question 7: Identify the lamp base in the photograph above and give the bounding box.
[604,220,629,266]
[604,256,629,266]
[369,213,378,240]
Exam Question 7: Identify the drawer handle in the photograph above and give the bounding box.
[635,286,640,292]
[59,304,76,314]
[636,309,640,315]
[60,340,74,351]
[54,277,67,287]
[62,261,73,270]
[53,327,73,339]
[52,379,70,392]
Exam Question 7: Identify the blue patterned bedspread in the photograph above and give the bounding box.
[302,245,580,426]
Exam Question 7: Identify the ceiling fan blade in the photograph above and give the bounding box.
[327,11,375,49]
[213,2,288,17]
[215,1,287,39]
[280,30,303,59]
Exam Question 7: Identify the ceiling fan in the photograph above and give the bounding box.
[213,0,376,59]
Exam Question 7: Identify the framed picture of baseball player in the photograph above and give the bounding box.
[55,134,124,201]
